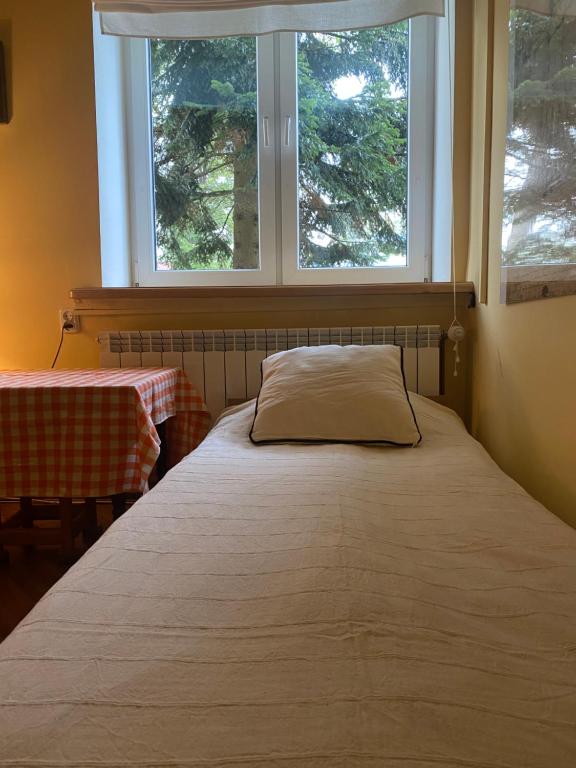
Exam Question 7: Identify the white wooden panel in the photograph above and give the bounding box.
[225,351,247,403]
[204,351,226,418]
[100,351,121,368]
[183,351,205,401]
[246,350,266,399]
[119,352,141,368]
[418,347,440,396]
[141,351,163,368]
[403,348,418,393]
[161,351,184,369]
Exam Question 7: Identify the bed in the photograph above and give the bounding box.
[1,394,575,767]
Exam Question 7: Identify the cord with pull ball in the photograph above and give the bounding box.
[446,0,465,377]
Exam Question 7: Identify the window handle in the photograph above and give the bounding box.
[262,116,271,148]
[284,115,292,147]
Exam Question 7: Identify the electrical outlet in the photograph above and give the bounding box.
[59,309,80,334]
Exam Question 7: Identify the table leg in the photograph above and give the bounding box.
[111,494,126,521]
[59,498,75,561]
[84,498,99,546]
[21,497,35,553]
[155,421,168,481]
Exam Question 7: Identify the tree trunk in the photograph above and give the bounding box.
[232,151,259,270]
[506,143,561,262]
[505,15,575,263]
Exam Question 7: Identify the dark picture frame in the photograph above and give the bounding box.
[0,41,9,123]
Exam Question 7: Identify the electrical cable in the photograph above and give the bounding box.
[50,325,65,369]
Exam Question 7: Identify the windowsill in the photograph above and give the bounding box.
[501,265,576,304]
[71,282,476,305]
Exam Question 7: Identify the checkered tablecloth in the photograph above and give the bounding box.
[0,369,211,498]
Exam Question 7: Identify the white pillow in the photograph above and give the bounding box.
[249,344,421,446]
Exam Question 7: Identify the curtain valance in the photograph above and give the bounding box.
[95,0,445,38]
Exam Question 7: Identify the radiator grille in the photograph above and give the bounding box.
[99,326,443,419]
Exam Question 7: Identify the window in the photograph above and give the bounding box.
[96,16,448,287]
[295,29,408,274]
[499,3,576,303]
[150,36,263,275]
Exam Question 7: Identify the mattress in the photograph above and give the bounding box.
[1,395,575,767]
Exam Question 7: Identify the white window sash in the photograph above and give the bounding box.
[132,36,278,287]
[280,18,434,285]
[125,38,156,288]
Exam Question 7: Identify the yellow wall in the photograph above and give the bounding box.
[469,0,576,527]
[472,294,576,527]
[0,0,101,370]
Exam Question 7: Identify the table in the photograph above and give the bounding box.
[0,369,210,556]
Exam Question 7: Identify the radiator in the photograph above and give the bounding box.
[98,326,443,419]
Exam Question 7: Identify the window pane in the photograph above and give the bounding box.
[150,37,259,271]
[297,24,409,270]
[502,9,576,267]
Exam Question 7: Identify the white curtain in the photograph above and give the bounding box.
[515,0,576,15]
[95,0,445,38]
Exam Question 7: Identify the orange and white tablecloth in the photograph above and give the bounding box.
[0,368,211,498]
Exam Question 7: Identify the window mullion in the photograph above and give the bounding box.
[256,33,278,285]
[277,32,299,287]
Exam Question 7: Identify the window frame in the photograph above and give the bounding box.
[123,20,437,287]
[489,0,576,305]
[128,34,278,287]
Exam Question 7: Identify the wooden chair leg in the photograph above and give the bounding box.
[59,498,75,561]
[83,498,99,546]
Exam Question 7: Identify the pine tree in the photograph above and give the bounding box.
[503,11,576,265]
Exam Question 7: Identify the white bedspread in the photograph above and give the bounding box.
[1,396,575,767]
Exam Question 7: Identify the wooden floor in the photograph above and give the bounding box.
[0,502,115,642]
[0,546,70,641]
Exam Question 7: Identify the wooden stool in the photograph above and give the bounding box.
[0,498,97,561]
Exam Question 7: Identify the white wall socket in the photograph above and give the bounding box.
[59,309,80,334]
